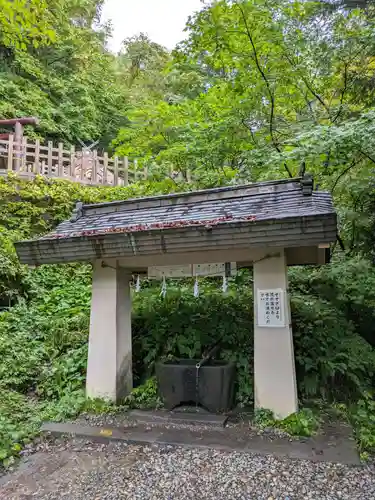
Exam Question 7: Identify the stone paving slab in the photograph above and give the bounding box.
[41,419,360,465]
[129,409,228,427]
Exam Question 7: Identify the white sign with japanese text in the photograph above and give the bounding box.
[257,289,285,328]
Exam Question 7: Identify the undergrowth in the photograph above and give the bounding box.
[253,407,321,437]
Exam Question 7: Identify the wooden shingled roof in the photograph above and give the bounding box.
[15,176,337,266]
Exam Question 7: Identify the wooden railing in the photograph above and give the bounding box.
[0,136,150,186]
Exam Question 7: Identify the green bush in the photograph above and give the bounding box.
[292,294,375,400]
[254,407,320,437]
[132,275,254,403]
[289,257,375,347]
[122,377,162,409]
[347,393,375,453]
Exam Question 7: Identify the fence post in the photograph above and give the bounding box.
[20,136,27,172]
[7,134,14,172]
[70,145,75,178]
[33,139,40,174]
[80,149,85,181]
[123,157,129,186]
[133,158,138,182]
[103,152,108,185]
[113,156,119,186]
[92,149,98,184]
[58,142,64,178]
[143,164,148,180]
[47,141,53,175]
[14,121,22,171]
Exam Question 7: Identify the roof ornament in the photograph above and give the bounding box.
[301,174,314,196]
[70,201,84,222]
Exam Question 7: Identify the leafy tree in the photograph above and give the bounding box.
[114,0,375,251]
[0,0,56,50]
[0,0,128,147]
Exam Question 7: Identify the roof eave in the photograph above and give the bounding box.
[15,214,337,266]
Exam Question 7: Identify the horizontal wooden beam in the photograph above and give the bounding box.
[0,117,39,127]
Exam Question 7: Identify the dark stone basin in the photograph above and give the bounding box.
[155,359,235,413]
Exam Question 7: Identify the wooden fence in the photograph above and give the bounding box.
[0,136,150,186]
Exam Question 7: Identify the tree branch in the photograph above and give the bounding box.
[284,52,331,117]
[331,157,363,194]
[332,63,348,123]
[337,233,346,252]
[235,2,293,178]
[360,150,375,164]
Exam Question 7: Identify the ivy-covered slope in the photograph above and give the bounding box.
[1,174,375,463]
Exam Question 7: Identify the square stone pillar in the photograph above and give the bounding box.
[253,251,298,419]
[86,261,133,401]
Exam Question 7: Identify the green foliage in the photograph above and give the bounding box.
[280,409,321,437]
[113,0,375,255]
[132,275,254,404]
[0,0,55,50]
[291,294,375,400]
[290,258,375,347]
[0,0,127,146]
[123,377,162,410]
[0,174,187,301]
[254,407,320,437]
[333,393,375,455]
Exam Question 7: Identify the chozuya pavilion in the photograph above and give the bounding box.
[15,175,337,419]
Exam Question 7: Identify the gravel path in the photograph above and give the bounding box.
[0,437,374,500]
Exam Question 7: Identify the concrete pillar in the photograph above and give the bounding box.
[253,250,298,419]
[86,261,133,401]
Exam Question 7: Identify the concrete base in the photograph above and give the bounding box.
[86,262,132,401]
[41,419,360,465]
[253,251,298,419]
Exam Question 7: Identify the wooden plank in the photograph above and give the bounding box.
[35,153,60,160]
[123,156,129,186]
[92,150,98,184]
[58,142,64,177]
[47,141,53,175]
[103,152,108,185]
[33,139,40,174]
[113,156,119,186]
[20,136,27,171]
[79,151,85,181]
[14,121,22,171]
[133,158,138,182]
[70,145,75,178]
[7,135,14,171]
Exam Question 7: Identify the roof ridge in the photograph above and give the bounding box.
[80,177,302,211]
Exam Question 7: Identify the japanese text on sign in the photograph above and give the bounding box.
[257,289,285,327]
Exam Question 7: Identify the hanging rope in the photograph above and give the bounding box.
[160,275,167,298]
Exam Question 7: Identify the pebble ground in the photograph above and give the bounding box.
[0,437,374,500]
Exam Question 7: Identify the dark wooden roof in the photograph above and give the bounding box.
[15,177,337,266]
